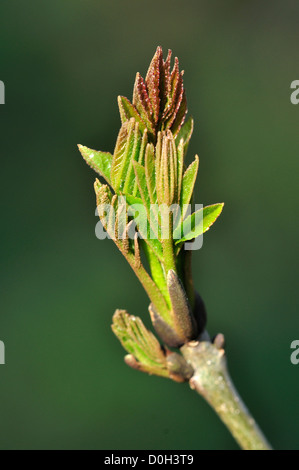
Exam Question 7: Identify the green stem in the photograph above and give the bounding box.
[124,249,171,322]
[141,240,170,308]
[162,210,177,274]
[181,340,272,450]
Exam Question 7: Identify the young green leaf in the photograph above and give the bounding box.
[78,145,113,185]
[112,310,169,378]
[122,121,143,195]
[125,193,163,262]
[176,137,184,204]
[141,240,169,307]
[125,194,143,207]
[179,155,199,220]
[155,131,178,206]
[111,119,141,192]
[133,161,151,215]
[117,95,147,135]
[174,203,224,244]
[144,143,157,204]
[175,116,194,155]
[132,129,148,197]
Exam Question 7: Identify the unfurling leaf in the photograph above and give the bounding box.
[144,144,157,204]
[94,179,112,206]
[179,155,199,219]
[174,203,224,244]
[170,91,187,137]
[175,116,194,155]
[117,47,187,142]
[133,73,155,136]
[125,193,163,261]
[78,145,113,185]
[117,95,148,135]
[112,309,192,382]
[155,130,179,206]
[133,161,151,213]
[112,309,169,378]
[111,118,144,192]
[145,49,160,124]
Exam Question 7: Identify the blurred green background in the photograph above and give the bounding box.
[0,0,298,450]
